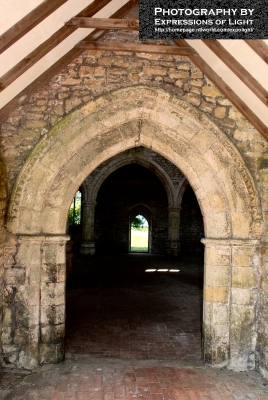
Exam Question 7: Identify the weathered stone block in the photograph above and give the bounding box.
[205,213,230,238]
[41,262,65,284]
[191,69,203,78]
[214,107,226,119]
[41,323,65,343]
[169,71,189,79]
[18,343,39,369]
[2,307,12,326]
[204,285,228,302]
[202,191,226,214]
[41,282,65,306]
[232,247,250,267]
[23,120,47,130]
[143,67,167,76]
[39,343,64,364]
[16,284,40,306]
[202,86,222,97]
[17,241,41,267]
[61,78,80,85]
[232,267,257,288]
[212,303,229,325]
[205,264,230,286]
[41,208,66,234]
[99,128,122,150]
[190,79,204,87]
[232,288,257,305]
[14,327,29,345]
[191,129,215,154]
[4,267,26,285]
[41,304,65,326]
[232,213,250,238]
[2,327,12,344]
[79,66,95,77]
[260,273,268,292]
[229,108,245,120]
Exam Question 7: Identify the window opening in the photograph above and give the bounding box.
[130,214,149,252]
[68,190,82,225]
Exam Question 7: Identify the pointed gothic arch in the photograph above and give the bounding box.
[6,86,262,370]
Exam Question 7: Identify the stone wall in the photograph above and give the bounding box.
[0,159,7,366]
[0,31,267,374]
[256,168,268,378]
[1,33,267,197]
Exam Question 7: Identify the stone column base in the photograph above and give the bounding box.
[80,242,95,255]
[166,240,181,257]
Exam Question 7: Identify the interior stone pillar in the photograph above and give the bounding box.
[228,239,259,371]
[10,235,69,369]
[256,239,268,379]
[80,201,96,255]
[39,235,69,365]
[202,238,231,366]
[167,207,181,257]
[201,238,259,370]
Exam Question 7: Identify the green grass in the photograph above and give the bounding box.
[131,228,148,252]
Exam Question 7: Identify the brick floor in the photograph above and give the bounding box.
[1,254,268,399]
[65,254,203,361]
[1,359,268,399]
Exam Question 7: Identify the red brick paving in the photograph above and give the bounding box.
[1,362,268,399]
[1,255,268,399]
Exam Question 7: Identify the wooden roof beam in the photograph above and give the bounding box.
[174,39,268,142]
[0,0,68,54]
[244,40,268,64]
[203,39,268,106]
[76,41,196,56]
[0,0,114,92]
[66,17,139,30]
[0,0,139,123]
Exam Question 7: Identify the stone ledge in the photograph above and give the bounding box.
[18,235,70,243]
[202,238,260,247]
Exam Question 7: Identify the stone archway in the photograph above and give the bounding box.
[6,86,262,370]
[80,150,176,255]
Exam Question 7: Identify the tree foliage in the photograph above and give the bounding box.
[131,215,148,230]
[68,191,81,225]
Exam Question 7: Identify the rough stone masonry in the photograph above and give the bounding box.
[0,30,268,378]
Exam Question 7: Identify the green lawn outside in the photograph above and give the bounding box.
[131,228,149,252]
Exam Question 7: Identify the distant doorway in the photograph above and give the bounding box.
[130,215,149,252]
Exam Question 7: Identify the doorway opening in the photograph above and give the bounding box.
[65,151,205,363]
[130,214,149,252]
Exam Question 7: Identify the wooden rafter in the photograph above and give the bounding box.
[66,17,139,30]
[0,0,113,92]
[244,40,268,64]
[0,0,139,124]
[174,40,268,142]
[0,0,68,54]
[77,41,196,56]
[204,40,268,106]
[1,1,267,142]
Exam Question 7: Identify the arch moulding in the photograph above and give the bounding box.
[5,86,262,371]
[86,154,175,207]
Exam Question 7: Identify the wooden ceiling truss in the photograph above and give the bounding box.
[0,0,68,54]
